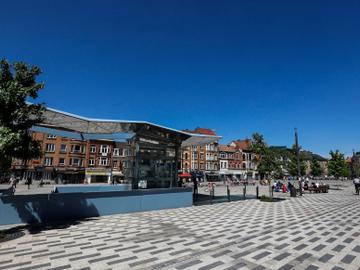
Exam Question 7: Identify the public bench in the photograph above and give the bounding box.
[308,185,329,193]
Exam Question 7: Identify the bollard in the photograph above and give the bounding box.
[227,185,231,202]
[256,185,259,199]
[243,185,246,200]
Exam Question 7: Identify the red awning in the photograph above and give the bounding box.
[178,173,192,178]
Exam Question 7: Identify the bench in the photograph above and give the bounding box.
[308,185,329,193]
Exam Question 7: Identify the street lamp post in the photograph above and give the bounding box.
[294,128,302,196]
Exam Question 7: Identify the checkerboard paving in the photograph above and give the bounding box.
[0,182,359,270]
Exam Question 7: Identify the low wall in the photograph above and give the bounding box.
[0,188,193,226]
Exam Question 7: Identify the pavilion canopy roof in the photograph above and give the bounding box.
[33,106,220,146]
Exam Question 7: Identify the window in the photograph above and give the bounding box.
[99,157,108,166]
[45,157,53,166]
[71,145,82,153]
[113,148,120,156]
[90,145,96,153]
[113,160,118,168]
[88,159,95,166]
[191,145,197,151]
[192,152,198,160]
[72,158,81,166]
[47,134,57,139]
[59,158,65,166]
[60,144,67,153]
[100,145,109,154]
[45,144,55,152]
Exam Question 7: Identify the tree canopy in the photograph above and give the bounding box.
[310,159,323,177]
[287,145,307,176]
[0,59,45,177]
[250,132,280,179]
[328,150,348,178]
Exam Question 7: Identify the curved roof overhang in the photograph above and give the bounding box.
[33,107,221,146]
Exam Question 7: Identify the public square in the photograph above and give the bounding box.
[0,181,359,270]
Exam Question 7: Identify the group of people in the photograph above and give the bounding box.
[8,176,45,195]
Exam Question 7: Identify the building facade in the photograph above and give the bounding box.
[181,128,219,181]
[11,132,127,184]
[218,141,258,181]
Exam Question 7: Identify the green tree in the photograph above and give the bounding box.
[328,150,348,178]
[250,133,280,179]
[0,59,45,178]
[353,164,360,178]
[310,159,323,177]
[287,145,307,176]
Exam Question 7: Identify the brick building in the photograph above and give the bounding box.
[218,140,258,181]
[11,131,127,184]
[181,127,219,181]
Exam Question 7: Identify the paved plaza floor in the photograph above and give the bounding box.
[0,181,359,270]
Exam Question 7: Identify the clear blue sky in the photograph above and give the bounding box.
[2,0,359,157]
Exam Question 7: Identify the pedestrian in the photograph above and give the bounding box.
[27,176,32,189]
[9,175,16,194]
[282,182,287,193]
[353,177,360,195]
[192,176,198,199]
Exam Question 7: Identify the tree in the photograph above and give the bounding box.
[310,159,323,177]
[353,164,360,178]
[250,133,280,179]
[0,59,45,178]
[328,150,348,179]
[287,145,306,176]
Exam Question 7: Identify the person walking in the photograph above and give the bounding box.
[26,176,32,189]
[353,177,360,195]
[9,176,16,195]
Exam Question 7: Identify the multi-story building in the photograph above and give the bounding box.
[84,140,127,184]
[181,127,219,181]
[219,141,258,181]
[12,132,87,183]
[11,131,127,184]
[302,151,328,176]
[229,139,258,179]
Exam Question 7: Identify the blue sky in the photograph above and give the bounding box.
[1,0,359,157]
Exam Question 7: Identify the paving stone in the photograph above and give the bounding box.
[319,253,334,263]
[175,259,202,270]
[253,251,271,260]
[352,245,360,253]
[306,266,319,270]
[341,254,356,264]
[332,245,345,252]
[296,253,312,262]
[198,261,224,270]
[278,264,294,270]
[107,256,138,265]
[313,244,326,251]
[273,252,291,261]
